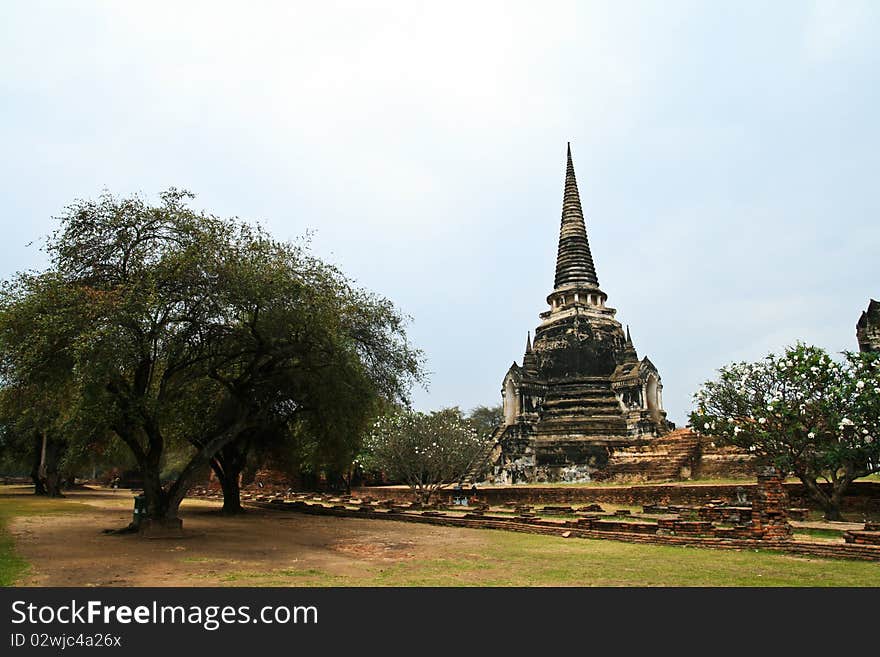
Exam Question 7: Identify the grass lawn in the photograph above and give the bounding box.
[792,527,846,541]
[360,533,880,587]
[212,529,880,587]
[0,487,91,586]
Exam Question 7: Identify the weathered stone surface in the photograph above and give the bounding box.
[844,531,880,545]
[490,145,674,484]
[541,505,574,514]
[354,480,880,514]
[857,299,880,353]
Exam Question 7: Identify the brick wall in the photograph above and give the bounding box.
[254,501,880,562]
[352,481,880,512]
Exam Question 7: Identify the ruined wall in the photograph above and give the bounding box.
[352,481,880,513]
[533,314,623,378]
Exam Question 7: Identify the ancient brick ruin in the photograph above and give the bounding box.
[857,299,880,353]
[493,144,674,483]
[749,466,793,540]
[195,489,880,561]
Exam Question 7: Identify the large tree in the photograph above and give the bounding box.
[0,189,423,530]
[363,408,485,503]
[690,344,880,520]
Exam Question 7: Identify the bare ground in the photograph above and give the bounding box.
[10,488,488,587]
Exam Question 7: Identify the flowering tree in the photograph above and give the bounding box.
[690,344,880,520]
[363,408,486,503]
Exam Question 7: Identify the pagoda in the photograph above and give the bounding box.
[495,144,673,483]
[857,299,880,353]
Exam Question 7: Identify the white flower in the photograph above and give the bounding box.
[704,422,711,430]
[856,380,865,390]
[841,418,854,426]
[758,417,766,424]
[866,436,874,444]
[766,404,773,411]
[808,432,815,439]
[733,426,742,435]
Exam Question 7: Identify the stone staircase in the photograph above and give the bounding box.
[596,429,703,481]
[460,426,503,485]
[536,379,628,435]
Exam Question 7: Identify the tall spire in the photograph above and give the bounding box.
[523,331,538,373]
[623,324,638,361]
[554,143,599,289]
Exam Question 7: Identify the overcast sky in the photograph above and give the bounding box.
[2,1,878,424]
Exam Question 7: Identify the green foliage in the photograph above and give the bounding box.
[690,343,880,518]
[0,188,425,519]
[468,404,503,438]
[363,408,485,501]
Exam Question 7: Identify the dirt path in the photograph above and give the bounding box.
[10,489,488,586]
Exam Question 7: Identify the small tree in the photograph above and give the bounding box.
[363,408,485,503]
[690,344,880,520]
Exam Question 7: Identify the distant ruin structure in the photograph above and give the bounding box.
[494,145,675,483]
[857,299,880,353]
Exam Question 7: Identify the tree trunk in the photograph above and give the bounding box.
[44,471,63,498]
[826,477,852,522]
[219,472,244,514]
[133,469,183,536]
[139,468,171,520]
[797,473,847,521]
[211,452,245,515]
[30,432,47,496]
[822,506,844,522]
[111,417,249,534]
[161,417,251,525]
[42,436,65,498]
